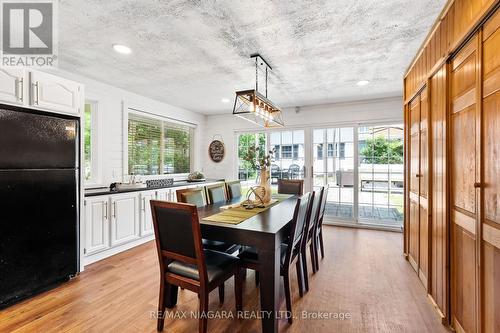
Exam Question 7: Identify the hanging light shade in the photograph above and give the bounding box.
[232,54,284,128]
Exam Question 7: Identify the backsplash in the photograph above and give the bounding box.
[146,178,174,188]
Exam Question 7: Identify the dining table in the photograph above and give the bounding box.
[164,195,300,333]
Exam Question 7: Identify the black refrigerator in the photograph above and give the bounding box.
[0,104,80,309]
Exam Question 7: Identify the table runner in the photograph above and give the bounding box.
[202,194,293,224]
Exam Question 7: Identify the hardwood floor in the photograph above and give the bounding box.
[0,226,449,333]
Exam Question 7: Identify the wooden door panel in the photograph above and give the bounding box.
[410,133,420,194]
[451,106,477,214]
[482,240,500,333]
[409,196,420,272]
[410,97,421,195]
[452,224,477,333]
[419,200,429,287]
[430,66,448,316]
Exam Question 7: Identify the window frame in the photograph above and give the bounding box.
[83,100,102,188]
[123,107,195,180]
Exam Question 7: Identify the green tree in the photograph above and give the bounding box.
[360,137,403,164]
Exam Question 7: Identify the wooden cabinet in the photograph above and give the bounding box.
[407,87,430,288]
[0,67,27,106]
[29,71,81,115]
[139,191,155,237]
[404,3,500,331]
[110,194,140,247]
[84,197,110,255]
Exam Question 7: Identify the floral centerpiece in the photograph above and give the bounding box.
[242,147,274,204]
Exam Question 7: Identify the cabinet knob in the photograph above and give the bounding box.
[474,182,481,188]
[416,174,421,178]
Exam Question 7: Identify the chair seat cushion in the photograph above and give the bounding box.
[238,244,288,267]
[202,239,239,253]
[167,250,239,283]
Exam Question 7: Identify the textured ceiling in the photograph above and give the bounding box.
[58,0,446,114]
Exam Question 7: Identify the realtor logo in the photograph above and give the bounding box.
[1,0,58,67]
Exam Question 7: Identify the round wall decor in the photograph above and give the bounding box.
[208,138,225,162]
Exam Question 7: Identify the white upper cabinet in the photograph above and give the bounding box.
[29,71,81,115]
[139,191,155,237]
[110,193,140,247]
[0,67,27,106]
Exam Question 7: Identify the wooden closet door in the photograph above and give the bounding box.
[419,87,430,288]
[450,35,480,333]
[408,95,421,272]
[481,11,500,333]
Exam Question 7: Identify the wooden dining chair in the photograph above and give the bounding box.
[300,187,324,292]
[237,192,312,324]
[176,187,207,207]
[313,186,329,271]
[277,179,304,195]
[177,187,239,254]
[225,180,242,200]
[205,183,227,205]
[150,200,243,333]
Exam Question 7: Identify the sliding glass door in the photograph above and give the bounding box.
[357,124,404,226]
[235,122,404,228]
[313,128,355,221]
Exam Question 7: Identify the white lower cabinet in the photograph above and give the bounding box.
[83,182,221,265]
[84,197,110,255]
[140,191,156,236]
[110,193,140,247]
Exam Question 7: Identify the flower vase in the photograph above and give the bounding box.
[259,168,272,204]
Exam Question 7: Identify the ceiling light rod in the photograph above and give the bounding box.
[250,53,272,98]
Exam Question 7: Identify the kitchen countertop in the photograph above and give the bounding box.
[84,179,225,197]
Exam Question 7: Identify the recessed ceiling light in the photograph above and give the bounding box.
[221,98,230,103]
[113,44,132,54]
[357,80,370,86]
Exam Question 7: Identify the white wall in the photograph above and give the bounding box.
[201,97,403,180]
[46,69,206,187]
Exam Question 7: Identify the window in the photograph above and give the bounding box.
[281,145,292,159]
[84,101,99,184]
[128,113,192,175]
[327,143,334,157]
[273,145,281,160]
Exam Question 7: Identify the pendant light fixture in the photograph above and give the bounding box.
[232,54,284,128]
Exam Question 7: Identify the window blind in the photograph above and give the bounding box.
[128,114,191,175]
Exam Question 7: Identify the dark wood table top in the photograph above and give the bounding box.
[197,196,297,235]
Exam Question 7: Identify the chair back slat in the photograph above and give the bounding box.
[225,180,242,199]
[307,187,323,236]
[206,184,227,204]
[282,192,311,268]
[177,188,206,207]
[278,179,304,195]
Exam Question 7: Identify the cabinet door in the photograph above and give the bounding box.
[481,13,500,333]
[0,67,26,106]
[110,194,140,247]
[140,192,155,237]
[409,194,420,272]
[157,189,170,201]
[30,71,81,115]
[84,198,110,255]
[450,35,479,333]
